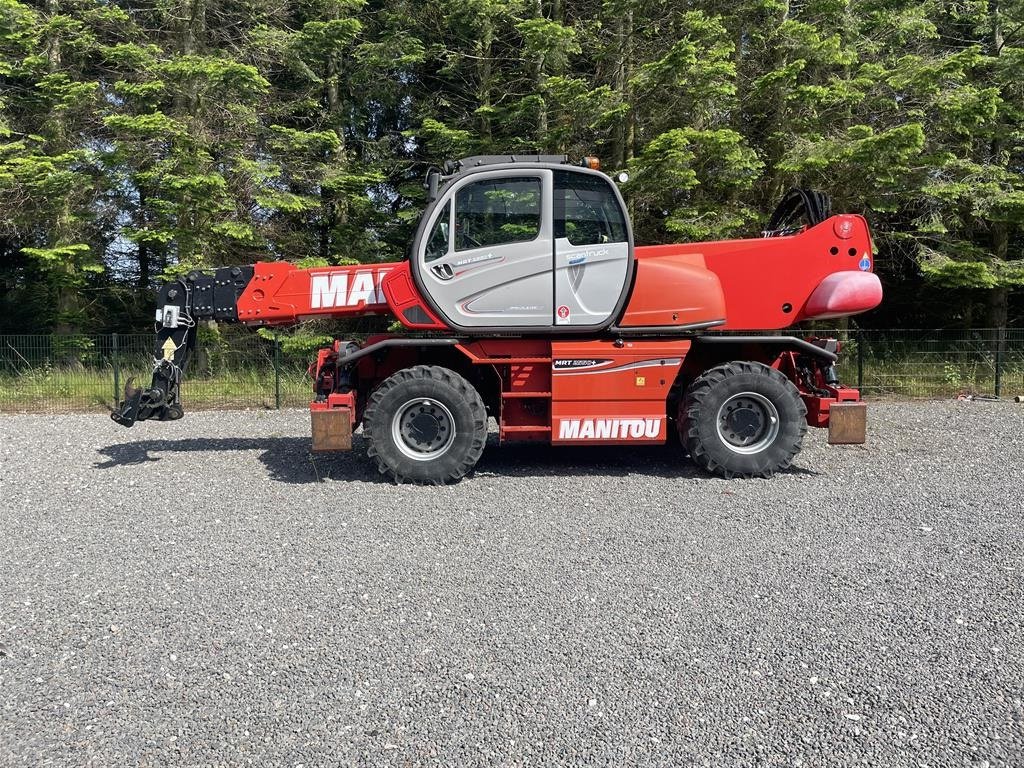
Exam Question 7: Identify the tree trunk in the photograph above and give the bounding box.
[476,15,494,144]
[533,0,548,150]
[610,13,625,167]
[170,0,206,267]
[137,241,150,292]
[175,0,205,113]
[179,0,206,55]
[623,6,634,166]
[987,286,1008,331]
[988,219,1009,332]
[766,0,792,204]
[137,187,150,290]
[986,2,1008,338]
[323,46,347,260]
[45,0,80,343]
[45,0,60,70]
[992,0,1004,53]
[45,0,62,147]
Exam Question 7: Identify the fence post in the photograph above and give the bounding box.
[994,327,1004,398]
[112,332,120,403]
[856,328,864,390]
[274,333,281,410]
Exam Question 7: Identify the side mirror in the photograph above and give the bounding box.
[426,170,440,201]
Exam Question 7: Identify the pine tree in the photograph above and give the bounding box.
[1,0,1022,332]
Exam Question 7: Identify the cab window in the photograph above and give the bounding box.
[454,177,541,251]
[424,202,451,263]
[555,171,628,246]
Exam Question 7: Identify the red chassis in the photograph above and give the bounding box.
[309,336,863,450]
[299,214,879,450]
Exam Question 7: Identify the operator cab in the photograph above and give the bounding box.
[411,155,634,332]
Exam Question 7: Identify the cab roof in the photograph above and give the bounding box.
[444,154,570,174]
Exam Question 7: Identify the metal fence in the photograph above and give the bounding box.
[0,332,314,414]
[836,328,1023,400]
[1,329,1022,414]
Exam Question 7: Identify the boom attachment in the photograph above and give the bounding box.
[111,266,254,426]
[109,259,401,425]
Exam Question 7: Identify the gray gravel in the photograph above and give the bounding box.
[1,401,1022,767]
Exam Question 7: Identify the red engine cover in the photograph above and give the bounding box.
[631,214,881,330]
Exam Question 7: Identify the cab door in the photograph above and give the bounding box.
[418,170,553,328]
[553,170,632,327]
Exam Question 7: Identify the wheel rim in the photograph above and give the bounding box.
[715,391,780,455]
[391,398,456,461]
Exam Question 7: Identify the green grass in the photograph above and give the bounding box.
[0,367,313,413]
[837,360,1024,398]
[2,359,1022,414]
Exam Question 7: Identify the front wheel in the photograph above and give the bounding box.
[679,361,807,479]
[363,365,488,484]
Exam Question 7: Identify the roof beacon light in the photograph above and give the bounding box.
[581,156,601,170]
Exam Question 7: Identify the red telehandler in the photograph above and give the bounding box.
[112,155,882,483]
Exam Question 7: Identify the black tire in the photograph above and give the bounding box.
[363,365,487,484]
[679,361,807,479]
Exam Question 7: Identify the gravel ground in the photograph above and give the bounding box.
[0,401,1022,767]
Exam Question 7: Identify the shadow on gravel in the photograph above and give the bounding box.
[93,436,377,484]
[475,442,819,480]
[95,435,820,484]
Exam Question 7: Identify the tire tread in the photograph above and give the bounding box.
[363,365,487,484]
[679,361,807,479]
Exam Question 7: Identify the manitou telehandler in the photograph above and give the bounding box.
[112,154,882,483]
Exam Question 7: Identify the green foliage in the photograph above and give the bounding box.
[920,253,999,289]
[21,243,92,263]
[626,128,764,241]
[103,112,182,137]
[256,326,333,356]
[0,0,1022,333]
[413,118,472,160]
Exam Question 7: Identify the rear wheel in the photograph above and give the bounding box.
[679,361,807,478]
[363,365,487,484]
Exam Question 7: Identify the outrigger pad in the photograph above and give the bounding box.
[311,409,353,452]
[828,401,867,444]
